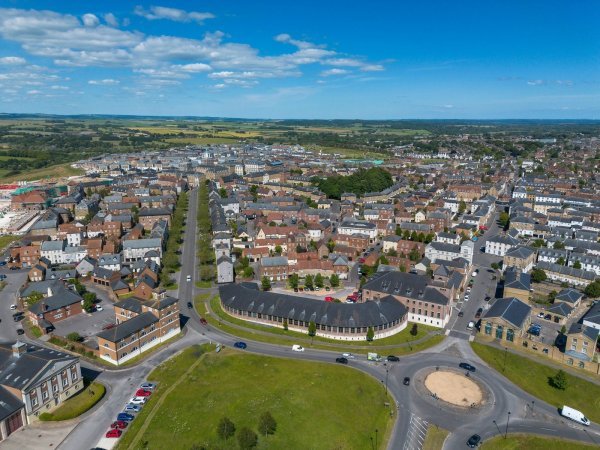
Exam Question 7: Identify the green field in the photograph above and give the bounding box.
[0,234,19,250]
[482,434,598,449]
[423,425,449,450]
[471,342,600,423]
[117,344,393,450]
[0,163,84,183]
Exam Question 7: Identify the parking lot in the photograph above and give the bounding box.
[53,295,115,344]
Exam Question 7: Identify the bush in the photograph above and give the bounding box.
[410,323,418,336]
[550,370,568,390]
[237,427,258,449]
[67,332,82,342]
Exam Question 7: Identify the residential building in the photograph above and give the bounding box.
[481,297,532,342]
[565,323,599,364]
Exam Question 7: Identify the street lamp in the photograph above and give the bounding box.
[370,436,374,450]
[384,363,389,394]
[375,429,378,449]
[493,419,502,436]
[505,411,511,438]
[531,400,535,416]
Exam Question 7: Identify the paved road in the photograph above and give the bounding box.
[0,267,28,341]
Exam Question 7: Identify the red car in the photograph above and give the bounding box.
[102,323,116,331]
[324,296,334,302]
[135,389,152,397]
[358,258,366,263]
[111,420,128,429]
[199,317,207,325]
[106,428,122,438]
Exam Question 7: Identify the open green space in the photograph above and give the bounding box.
[471,342,600,423]
[0,234,19,250]
[203,294,443,354]
[117,344,392,450]
[423,425,449,450]
[482,434,598,450]
[0,163,84,183]
[39,381,105,421]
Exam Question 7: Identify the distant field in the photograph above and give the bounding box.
[164,137,240,145]
[0,163,84,183]
[0,155,35,161]
[315,145,391,159]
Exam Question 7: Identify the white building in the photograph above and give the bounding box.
[425,240,474,265]
[485,234,520,256]
[337,220,378,240]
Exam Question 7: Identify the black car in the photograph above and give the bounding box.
[403,377,410,386]
[458,311,464,317]
[233,341,247,349]
[459,362,476,372]
[387,355,400,362]
[16,329,24,335]
[335,357,348,364]
[467,434,481,448]
[484,296,491,302]
[187,302,193,309]
[475,308,483,318]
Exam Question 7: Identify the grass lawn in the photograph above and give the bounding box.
[0,234,19,250]
[471,342,600,423]
[0,163,84,183]
[204,294,444,355]
[117,345,393,450]
[39,381,105,421]
[195,280,213,288]
[482,434,598,449]
[423,425,449,450]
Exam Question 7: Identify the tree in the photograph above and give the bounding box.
[458,200,467,214]
[573,260,582,269]
[530,268,547,283]
[288,273,299,289]
[554,241,565,250]
[556,256,566,266]
[249,185,258,202]
[409,247,421,262]
[410,323,418,336]
[329,273,340,288]
[560,325,567,335]
[242,266,254,278]
[532,239,545,248]
[490,262,500,270]
[217,417,236,440]
[82,295,95,313]
[498,211,510,228]
[379,255,389,265]
[308,321,316,337]
[304,274,314,289]
[366,326,374,342]
[548,290,557,303]
[326,239,335,253]
[399,264,407,272]
[314,273,324,288]
[283,318,288,331]
[237,427,258,449]
[550,370,568,390]
[258,411,277,436]
[584,280,600,298]
[67,332,81,342]
[274,245,282,255]
[261,276,271,291]
[219,187,228,199]
[387,249,398,257]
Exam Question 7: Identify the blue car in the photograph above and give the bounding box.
[233,341,247,349]
[117,412,134,422]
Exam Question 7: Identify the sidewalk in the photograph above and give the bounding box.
[0,420,77,450]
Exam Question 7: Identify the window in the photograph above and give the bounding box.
[578,361,585,369]
[53,384,58,393]
[31,396,38,407]
[506,329,514,342]
[71,372,78,382]
[495,325,503,340]
[567,358,573,366]
[43,391,48,400]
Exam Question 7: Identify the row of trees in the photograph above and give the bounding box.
[217,412,277,449]
[287,273,340,290]
[197,182,215,282]
[160,191,188,287]
[394,228,436,244]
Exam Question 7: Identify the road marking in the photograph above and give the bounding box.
[402,413,429,450]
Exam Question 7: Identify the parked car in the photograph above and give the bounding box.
[95,305,103,312]
[467,321,475,331]
[324,296,334,302]
[293,288,298,292]
[403,377,410,386]
[335,357,348,364]
[117,412,135,422]
[458,311,464,317]
[471,271,478,277]
[292,345,304,352]
[544,314,552,320]
[106,429,122,438]
[475,308,483,318]
[537,312,545,318]
[123,404,142,413]
[128,397,147,405]
[342,352,355,359]
[459,362,476,372]
[199,317,208,325]
[325,286,330,291]
[111,420,128,429]
[387,355,399,362]
[9,304,17,310]
[467,434,481,448]
[139,383,156,391]
[233,341,247,349]
[484,296,491,302]
[135,389,152,397]
[16,329,24,335]
[0,261,6,266]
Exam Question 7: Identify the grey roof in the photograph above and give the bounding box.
[568,322,599,342]
[123,238,162,249]
[547,302,573,317]
[96,311,158,342]
[114,297,143,314]
[29,287,82,315]
[98,253,121,265]
[219,284,407,329]
[362,271,450,306]
[0,384,23,421]
[40,240,66,251]
[582,302,600,326]
[536,261,596,281]
[505,246,535,259]
[555,288,583,305]
[482,297,531,328]
[504,268,531,291]
[19,280,62,298]
[428,241,461,253]
[260,256,288,267]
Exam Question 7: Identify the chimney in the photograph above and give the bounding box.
[47,286,53,297]
[12,341,27,358]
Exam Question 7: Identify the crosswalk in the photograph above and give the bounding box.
[402,413,429,450]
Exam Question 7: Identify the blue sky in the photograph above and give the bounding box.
[0,1,598,118]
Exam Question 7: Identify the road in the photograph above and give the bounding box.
[0,267,28,341]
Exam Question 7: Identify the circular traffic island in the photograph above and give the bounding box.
[424,370,483,408]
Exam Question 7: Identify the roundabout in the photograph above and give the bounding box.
[424,370,483,408]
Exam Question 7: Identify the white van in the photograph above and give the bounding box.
[467,321,475,331]
[292,345,304,352]
[561,405,590,426]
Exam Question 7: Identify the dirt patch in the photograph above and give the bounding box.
[424,371,482,407]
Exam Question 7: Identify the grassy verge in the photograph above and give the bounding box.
[39,381,105,421]
[24,318,42,338]
[0,163,84,183]
[0,234,19,249]
[482,434,598,449]
[195,280,213,288]
[471,342,600,423]
[203,294,444,354]
[117,345,392,450]
[423,425,449,450]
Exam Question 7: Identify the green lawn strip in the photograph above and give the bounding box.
[422,425,449,450]
[195,280,213,288]
[204,295,444,355]
[471,342,600,423]
[39,381,105,421]
[0,234,19,250]
[481,434,598,450]
[119,345,393,450]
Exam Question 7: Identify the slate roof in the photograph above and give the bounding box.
[555,288,583,305]
[96,311,158,342]
[0,384,23,421]
[547,302,573,317]
[123,238,162,249]
[505,246,535,259]
[362,271,450,306]
[536,261,596,281]
[219,283,407,329]
[260,256,288,267]
[482,297,531,329]
[29,287,82,315]
[568,322,599,342]
[504,268,531,291]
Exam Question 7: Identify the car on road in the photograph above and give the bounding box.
[458,311,464,317]
[484,296,491,302]
[117,412,135,422]
[111,420,128,429]
[292,345,304,352]
[128,397,147,405]
[475,308,483,318]
[0,261,6,266]
[335,357,348,364]
[464,295,469,302]
[199,317,207,325]
[387,355,399,362]
[102,323,116,330]
[187,302,193,309]
[186,275,191,282]
[13,312,23,321]
[9,304,17,310]
[537,312,545,318]
[123,403,142,413]
[471,271,478,277]
[135,389,152,397]
[324,296,334,302]
[106,428,122,438]
[459,362,476,372]
[139,383,156,391]
[403,377,410,386]
[342,352,355,359]
[16,329,24,335]
[466,434,481,448]
[233,341,247,349]
[467,321,475,331]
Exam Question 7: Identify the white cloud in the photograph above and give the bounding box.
[443,104,454,109]
[320,68,349,77]
[104,13,118,27]
[26,89,41,95]
[361,64,384,72]
[82,13,99,27]
[527,80,545,86]
[0,56,26,65]
[50,85,69,90]
[88,78,120,85]
[134,6,214,24]
[179,63,212,72]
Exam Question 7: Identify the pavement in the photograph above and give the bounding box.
[0,267,28,341]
